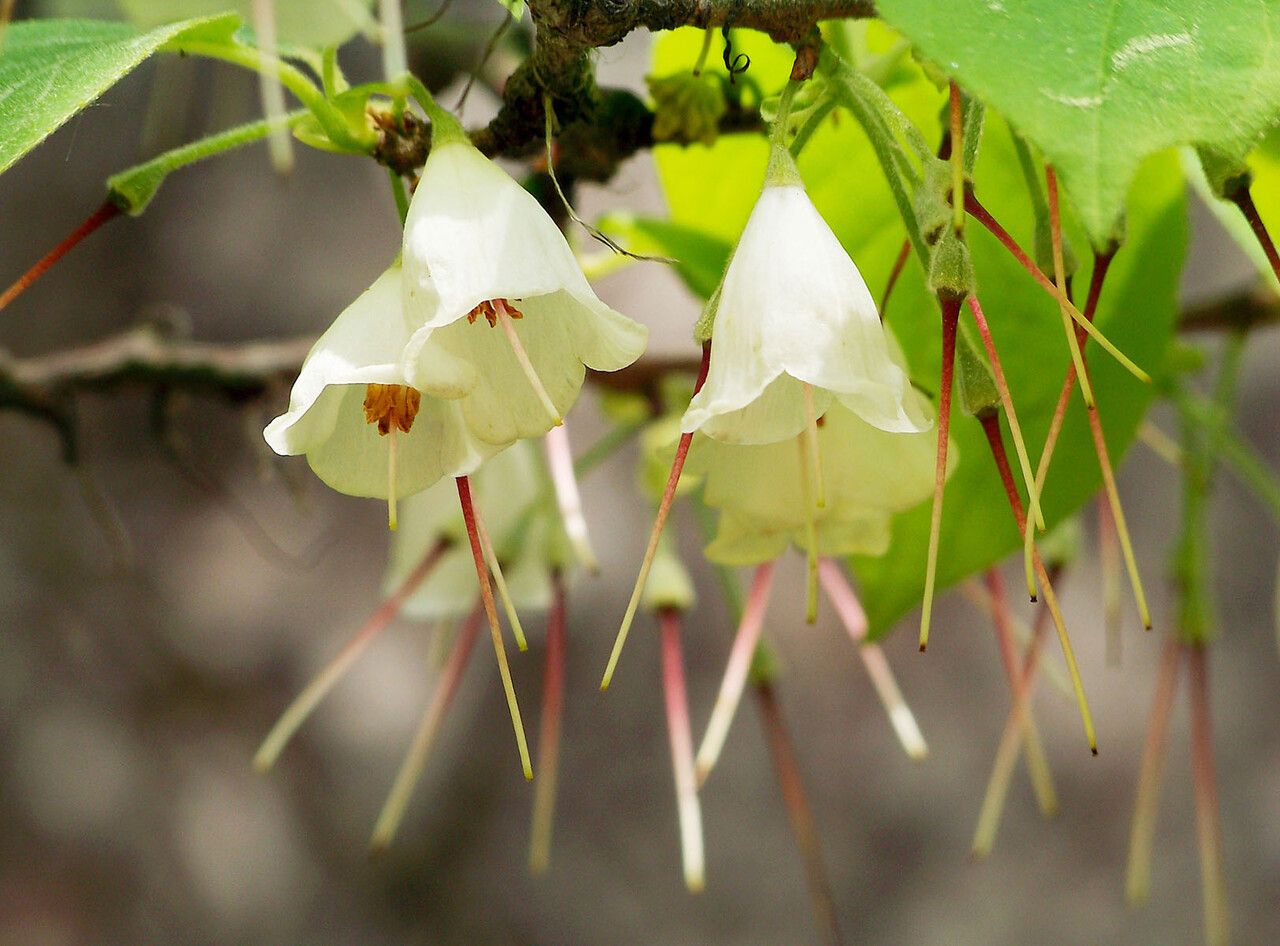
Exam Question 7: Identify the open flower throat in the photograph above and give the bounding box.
[363,384,422,435]
[467,297,523,326]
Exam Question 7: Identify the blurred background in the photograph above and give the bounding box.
[2,2,1279,944]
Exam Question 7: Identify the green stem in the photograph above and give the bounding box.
[402,74,468,145]
[818,48,927,263]
[166,39,372,152]
[788,92,838,159]
[107,109,309,214]
[387,168,410,226]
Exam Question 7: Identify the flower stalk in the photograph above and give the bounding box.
[254,539,450,774]
[456,475,533,779]
[696,560,777,784]
[370,602,485,851]
[529,573,568,874]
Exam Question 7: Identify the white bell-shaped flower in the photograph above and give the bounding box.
[690,391,942,565]
[264,264,496,512]
[399,137,649,445]
[682,149,928,444]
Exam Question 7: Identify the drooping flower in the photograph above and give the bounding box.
[399,129,649,446]
[690,395,941,565]
[263,263,497,526]
[681,146,930,445]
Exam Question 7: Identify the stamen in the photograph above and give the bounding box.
[474,504,528,651]
[602,342,711,691]
[964,192,1150,384]
[544,424,599,572]
[369,602,484,852]
[0,201,121,314]
[696,561,777,784]
[456,475,533,779]
[660,608,706,893]
[1188,643,1229,946]
[1125,635,1183,904]
[529,573,567,874]
[363,383,422,435]
[920,296,960,651]
[494,298,562,427]
[253,539,450,773]
[802,383,826,509]
[818,559,926,760]
[796,437,820,624]
[980,413,1096,752]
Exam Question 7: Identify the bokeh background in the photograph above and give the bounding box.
[2,3,1279,944]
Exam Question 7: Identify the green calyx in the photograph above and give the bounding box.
[955,324,999,418]
[927,228,975,300]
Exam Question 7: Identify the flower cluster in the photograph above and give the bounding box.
[261,87,951,888]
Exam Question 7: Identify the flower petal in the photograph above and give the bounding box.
[402,141,595,328]
[683,184,928,438]
[264,266,409,456]
[302,388,495,499]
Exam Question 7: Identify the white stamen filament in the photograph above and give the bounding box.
[387,427,398,531]
[802,383,825,509]
[496,300,562,427]
[474,504,528,651]
[544,424,598,572]
[253,540,449,773]
[661,609,705,892]
[249,0,293,173]
[696,561,777,784]
[818,559,927,760]
[370,603,485,851]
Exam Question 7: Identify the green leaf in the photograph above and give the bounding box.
[651,27,1188,639]
[117,0,375,48]
[487,0,525,21]
[0,15,240,177]
[876,0,1280,247]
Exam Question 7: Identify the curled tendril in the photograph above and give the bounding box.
[721,27,750,83]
